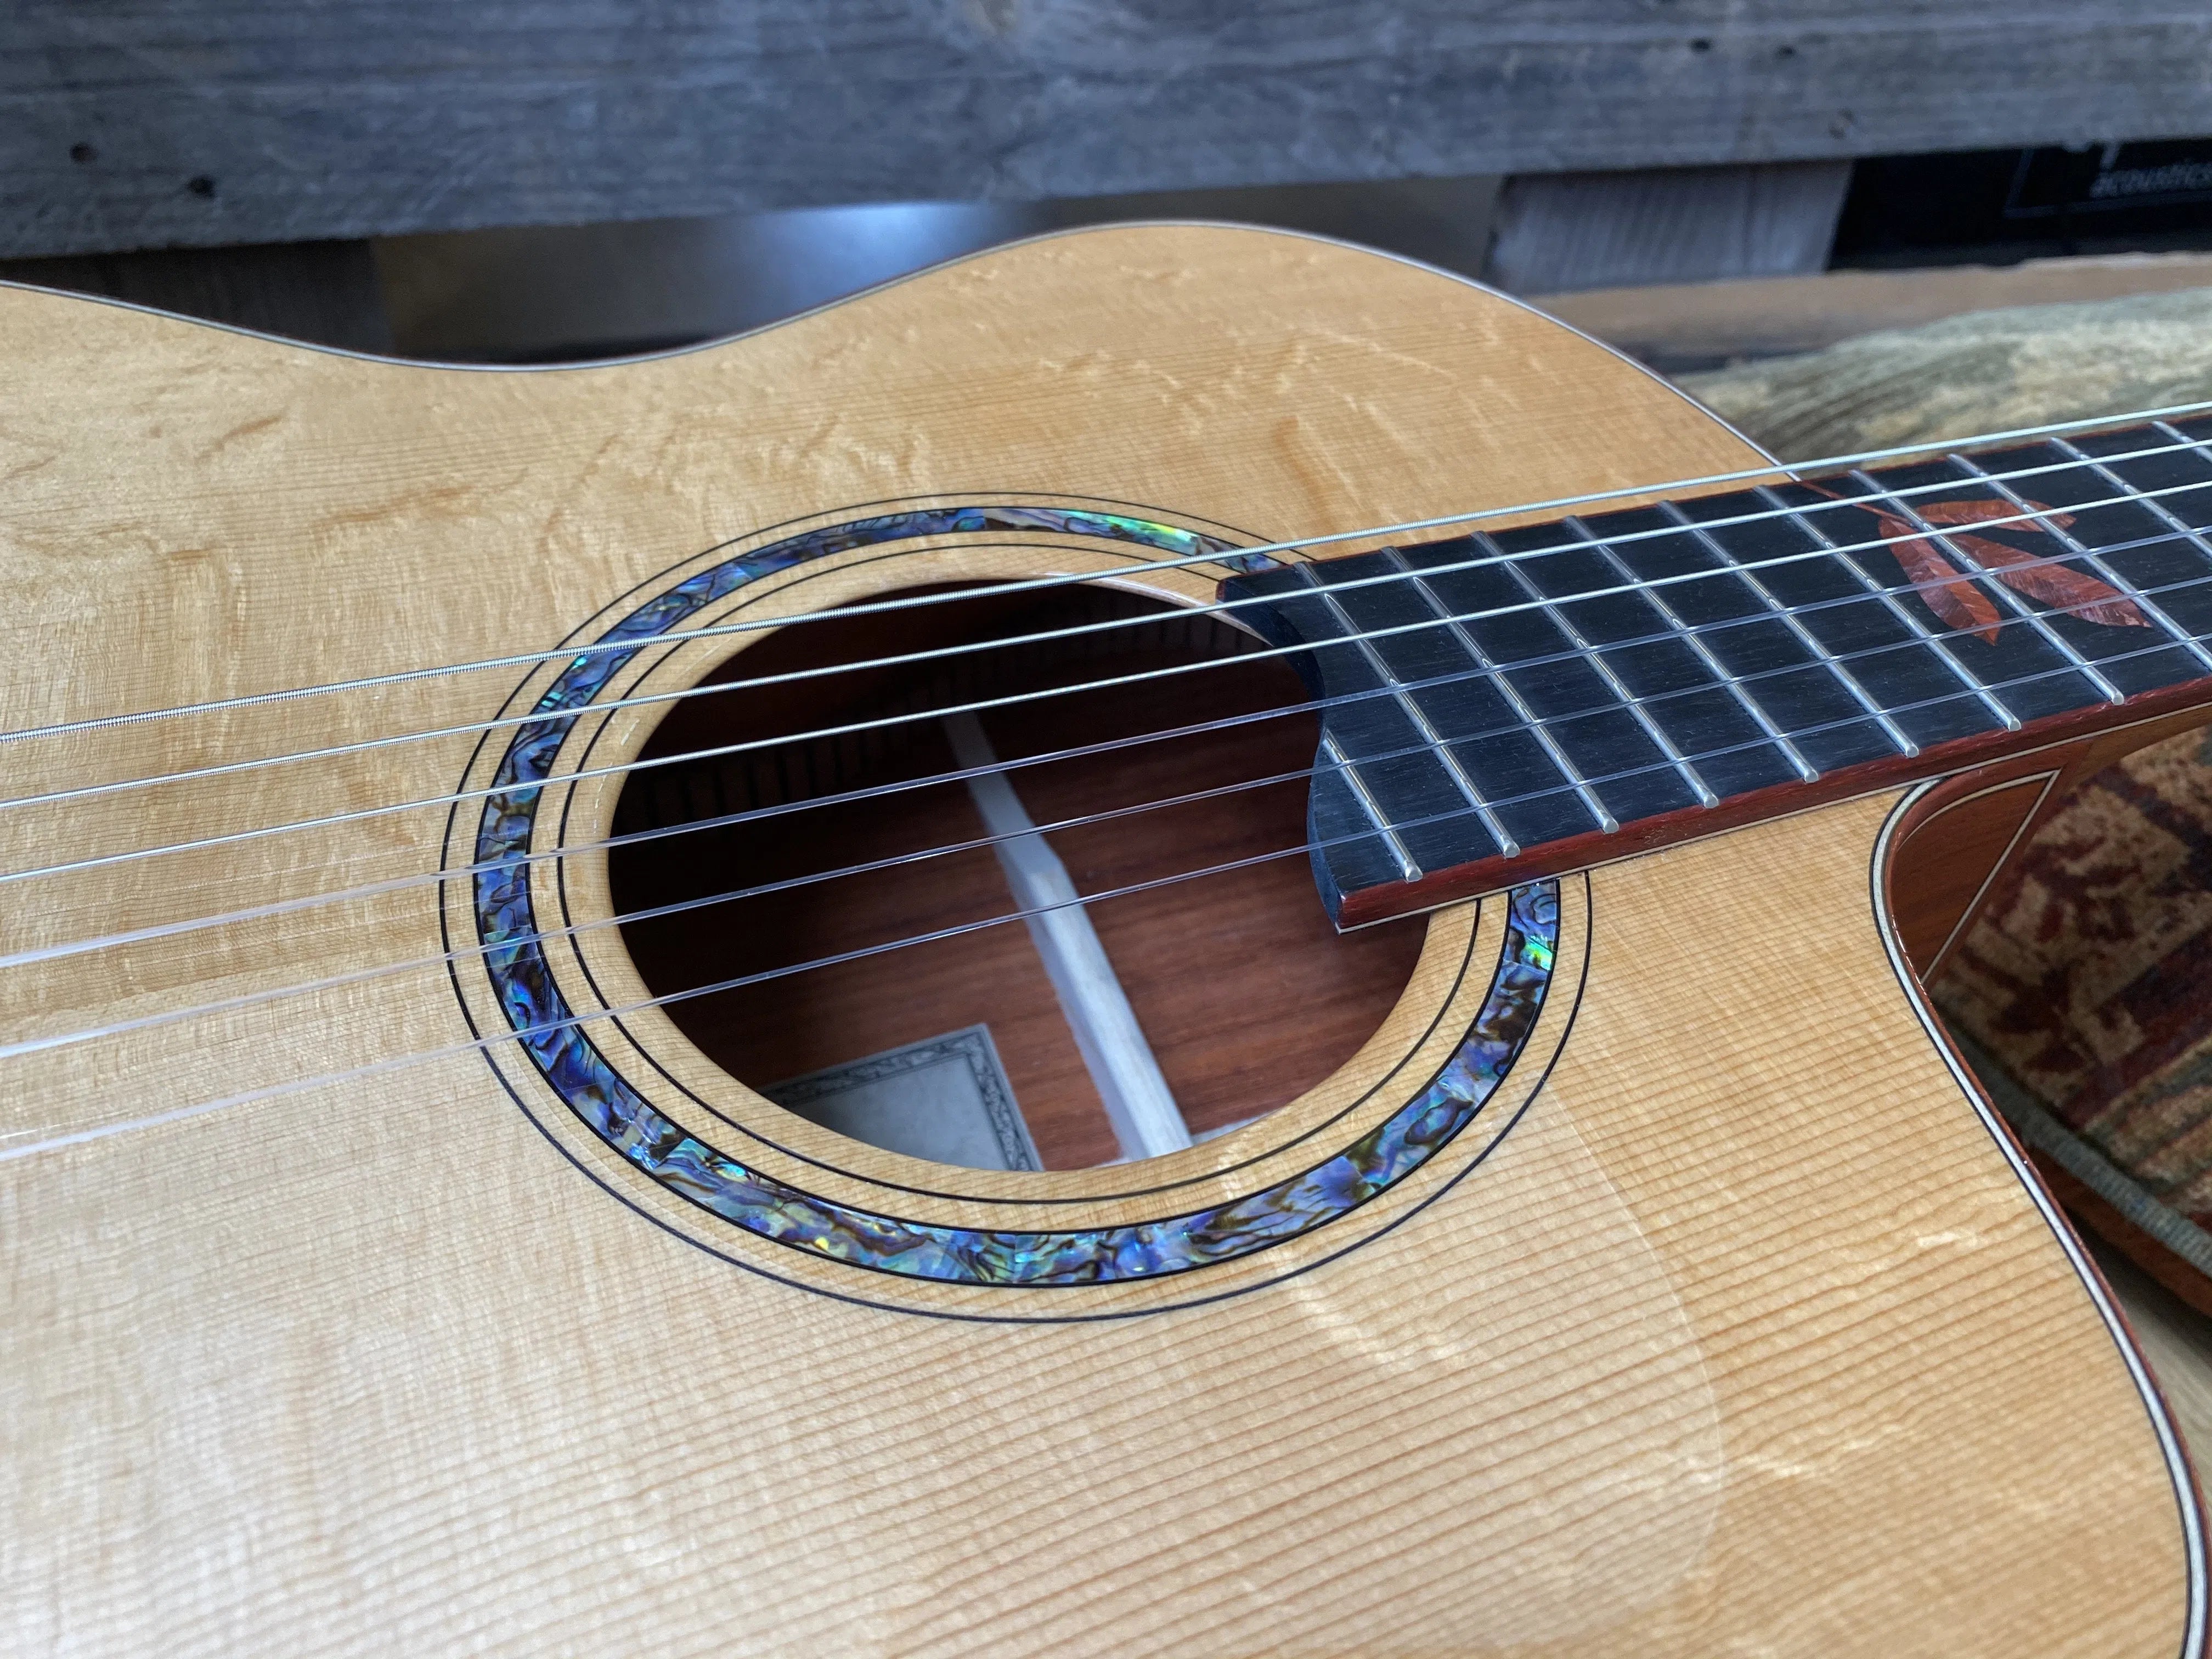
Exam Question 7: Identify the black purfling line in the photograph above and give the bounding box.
[566,854,1499,1215]
[472,870,1596,1327]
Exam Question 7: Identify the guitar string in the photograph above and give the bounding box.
[7,400,2210,757]
[2,634,2185,1163]
[8,425,2207,822]
[10,604,2210,1071]
[9,465,2209,893]
[2,500,2202,1045]
[11,426,2212,1060]
[14,522,2211,980]
[7,498,2205,1081]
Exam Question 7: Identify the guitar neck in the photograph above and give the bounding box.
[1224,415,2212,925]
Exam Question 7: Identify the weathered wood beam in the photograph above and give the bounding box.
[5,2,2209,260]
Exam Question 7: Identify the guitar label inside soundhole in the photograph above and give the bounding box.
[764,1024,1042,1172]
[605,581,1426,1172]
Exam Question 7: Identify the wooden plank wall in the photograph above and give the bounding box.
[5,2,2210,261]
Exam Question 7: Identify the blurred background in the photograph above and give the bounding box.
[7,6,2212,374]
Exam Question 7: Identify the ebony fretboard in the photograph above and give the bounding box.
[1222,415,2212,924]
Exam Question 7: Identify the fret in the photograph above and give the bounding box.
[1317,730,1421,882]
[1226,548,1605,896]
[1654,498,1920,759]
[2152,418,2212,484]
[1850,467,2124,706]
[1301,736,1428,911]
[2154,417,2212,445]
[1398,532,1707,828]
[1205,415,2212,927]
[1300,546,1619,849]
[2073,430,2212,577]
[1479,531,1720,808]
[1477,517,1810,802]
[1243,558,1511,880]
[1683,483,2004,747]
[2066,421,2212,650]
[1953,449,2212,677]
[1918,434,2212,697]
[1381,548,1620,835]
[1748,483,2025,734]
[1296,565,1522,857]
[2075,417,2212,538]
[2063,428,2212,657]
[1574,494,1906,774]
[1565,516,1819,783]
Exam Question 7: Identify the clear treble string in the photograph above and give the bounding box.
[9,614,2207,1082]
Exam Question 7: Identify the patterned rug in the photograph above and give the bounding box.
[1934,728,2212,1234]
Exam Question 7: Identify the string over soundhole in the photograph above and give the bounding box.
[607,581,1425,1171]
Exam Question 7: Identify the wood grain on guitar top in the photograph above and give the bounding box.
[0,225,2197,1655]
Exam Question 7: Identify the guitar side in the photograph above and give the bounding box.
[0,224,2198,1655]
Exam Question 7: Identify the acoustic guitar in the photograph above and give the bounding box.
[6,223,2209,1655]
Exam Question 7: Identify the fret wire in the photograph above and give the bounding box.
[1655,499,1919,758]
[15,423,2212,780]
[1383,548,1617,833]
[1482,531,1720,808]
[1854,467,2125,706]
[1316,730,1421,880]
[1950,452,2212,675]
[1565,515,1818,782]
[1752,483,2023,732]
[2073,425,2212,644]
[14,408,2204,757]
[53,546,2212,975]
[22,501,2210,897]
[1296,563,1521,857]
[2152,420,2212,469]
[0,590,2171,1047]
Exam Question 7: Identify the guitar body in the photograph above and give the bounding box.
[2,225,2199,1654]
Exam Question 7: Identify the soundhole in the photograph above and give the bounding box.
[608,582,1425,1172]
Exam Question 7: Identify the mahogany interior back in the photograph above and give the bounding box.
[609,585,1427,1166]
